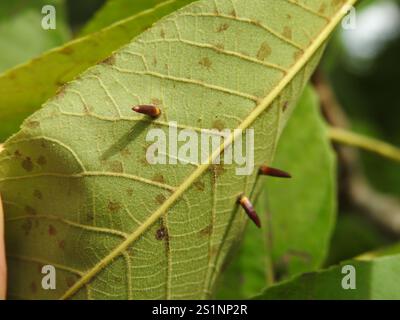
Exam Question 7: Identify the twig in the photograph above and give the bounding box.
[328,127,400,163]
[312,70,400,237]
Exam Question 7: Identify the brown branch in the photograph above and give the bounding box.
[312,70,400,237]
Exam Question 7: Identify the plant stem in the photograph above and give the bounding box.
[328,127,400,163]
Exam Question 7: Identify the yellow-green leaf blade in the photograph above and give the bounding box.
[1,0,357,300]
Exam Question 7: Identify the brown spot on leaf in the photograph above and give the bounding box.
[319,3,327,14]
[108,161,123,173]
[30,282,37,293]
[140,158,150,166]
[213,164,226,177]
[194,181,205,192]
[22,219,33,235]
[14,150,22,158]
[58,240,65,250]
[199,225,212,236]
[230,9,237,17]
[199,57,212,70]
[155,194,166,205]
[101,55,115,65]
[22,157,33,172]
[55,84,67,98]
[155,227,167,240]
[66,277,75,288]
[26,120,40,129]
[331,0,345,8]
[48,224,57,236]
[282,101,289,112]
[256,42,272,61]
[37,263,44,273]
[120,148,131,157]
[108,201,121,212]
[61,46,74,55]
[215,43,225,50]
[212,119,225,131]
[293,50,303,61]
[25,205,37,215]
[210,245,219,257]
[152,174,165,184]
[160,29,166,38]
[283,26,292,39]
[8,72,16,80]
[37,155,47,166]
[216,23,229,33]
[33,189,43,200]
[126,188,134,196]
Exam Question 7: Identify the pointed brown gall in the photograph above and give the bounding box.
[238,194,261,228]
[132,105,161,118]
[259,165,291,178]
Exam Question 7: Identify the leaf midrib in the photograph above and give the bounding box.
[61,0,357,299]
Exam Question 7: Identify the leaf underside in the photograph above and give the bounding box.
[0,0,354,299]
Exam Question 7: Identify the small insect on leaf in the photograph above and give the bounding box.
[259,165,292,178]
[132,105,161,118]
[238,194,261,228]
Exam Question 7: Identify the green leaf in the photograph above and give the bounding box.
[215,214,270,299]
[0,0,198,141]
[264,85,336,280]
[325,212,391,266]
[0,0,70,73]
[80,0,194,36]
[1,0,357,299]
[216,86,336,299]
[255,251,400,299]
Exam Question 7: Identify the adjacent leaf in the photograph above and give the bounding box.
[263,85,336,280]
[80,0,185,36]
[215,210,270,299]
[255,252,400,299]
[325,212,391,266]
[216,86,336,299]
[0,0,70,73]
[0,0,357,299]
[0,0,197,141]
